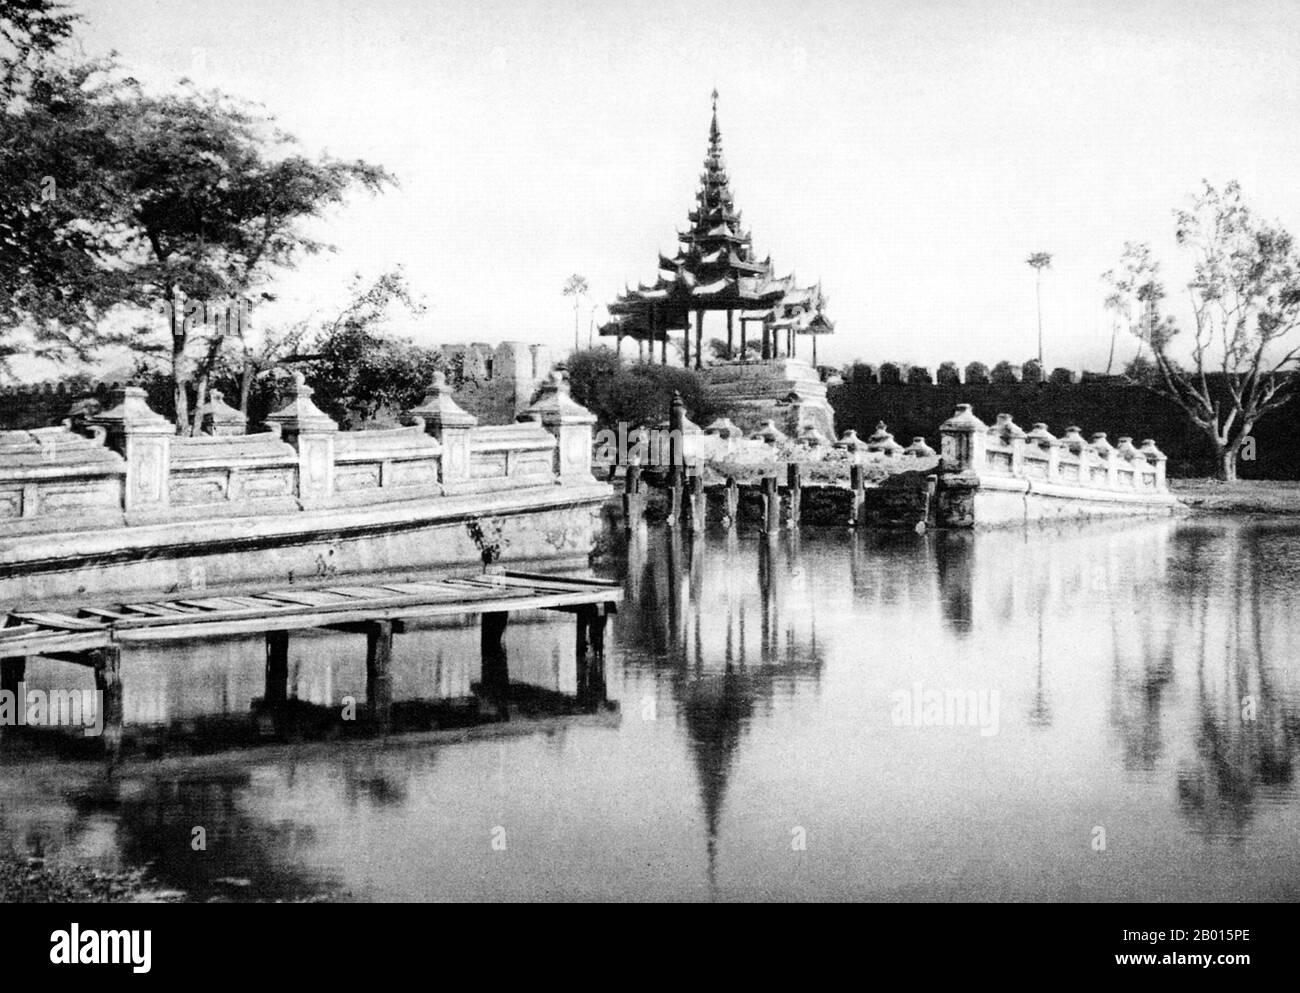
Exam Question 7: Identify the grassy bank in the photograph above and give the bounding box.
[1171,479,1300,514]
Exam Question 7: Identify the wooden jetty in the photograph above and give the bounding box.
[0,570,622,745]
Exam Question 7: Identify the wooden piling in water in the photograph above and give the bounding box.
[365,620,394,729]
[786,463,802,527]
[622,463,643,530]
[575,604,608,705]
[91,646,122,753]
[762,474,780,534]
[264,630,289,706]
[667,392,686,527]
[480,610,509,717]
[688,469,706,534]
[850,464,865,527]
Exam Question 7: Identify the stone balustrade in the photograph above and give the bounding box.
[939,404,1168,494]
[0,372,600,535]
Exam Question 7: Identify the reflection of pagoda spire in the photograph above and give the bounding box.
[615,530,828,896]
[680,662,753,898]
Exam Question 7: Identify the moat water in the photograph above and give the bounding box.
[3,516,1299,901]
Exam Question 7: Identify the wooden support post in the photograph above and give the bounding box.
[575,605,590,660]
[762,474,780,534]
[366,620,394,729]
[726,309,734,359]
[91,646,122,753]
[740,319,748,357]
[850,463,865,526]
[480,611,510,718]
[724,475,739,526]
[622,462,643,530]
[264,630,289,706]
[667,393,685,528]
[787,462,802,527]
[683,320,691,368]
[575,604,607,706]
[688,469,706,534]
[761,323,770,360]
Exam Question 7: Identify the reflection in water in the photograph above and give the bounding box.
[619,528,825,895]
[0,517,1298,900]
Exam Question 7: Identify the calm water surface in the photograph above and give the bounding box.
[3,516,1299,901]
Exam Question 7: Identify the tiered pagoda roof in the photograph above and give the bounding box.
[607,91,822,339]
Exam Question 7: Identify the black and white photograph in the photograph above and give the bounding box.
[0,0,1295,957]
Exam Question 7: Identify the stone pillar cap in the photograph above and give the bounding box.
[1139,439,1167,460]
[521,370,595,425]
[408,371,477,428]
[940,403,988,432]
[750,420,788,445]
[91,385,173,435]
[834,429,870,452]
[990,412,1027,438]
[203,389,247,424]
[265,372,338,433]
[1026,423,1058,445]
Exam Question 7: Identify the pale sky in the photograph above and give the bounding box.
[68,0,1300,372]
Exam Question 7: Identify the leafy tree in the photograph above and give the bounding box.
[593,362,716,432]
[1103,182,1300,481]
[0,0,75,102]
[564,345,621,414]
[103,85,392,433]
[1,2,134,370]
[301,270,439,428]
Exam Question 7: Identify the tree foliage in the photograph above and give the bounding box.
[1104,181,1300,480]
[300,270,440,428]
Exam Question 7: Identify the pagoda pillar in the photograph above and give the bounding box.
[695,310,704,370]
[683,319,691,369]
[726,310,734,359]
[740,318,748,357]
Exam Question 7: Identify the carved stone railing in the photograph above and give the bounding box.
[333,425,441,502]
[0,425,125,530]
[939,404,1168,494]
[0,372,603,535]
[169,431,298,511]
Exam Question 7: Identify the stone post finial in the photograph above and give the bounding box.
[407,371,478,489]
[1139,439,1168,490]
[1090,432,1117,488]
[91,386,173,513]
[265,374,337,506]
[939,403,989,472]
[202,388,248,436]
[522,366,597,482]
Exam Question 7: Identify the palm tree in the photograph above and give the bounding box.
[562,274,589,354]
[1102,290,1126,376]
[1026,252,1053,380]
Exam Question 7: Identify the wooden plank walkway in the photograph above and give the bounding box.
[0,571,622,656]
